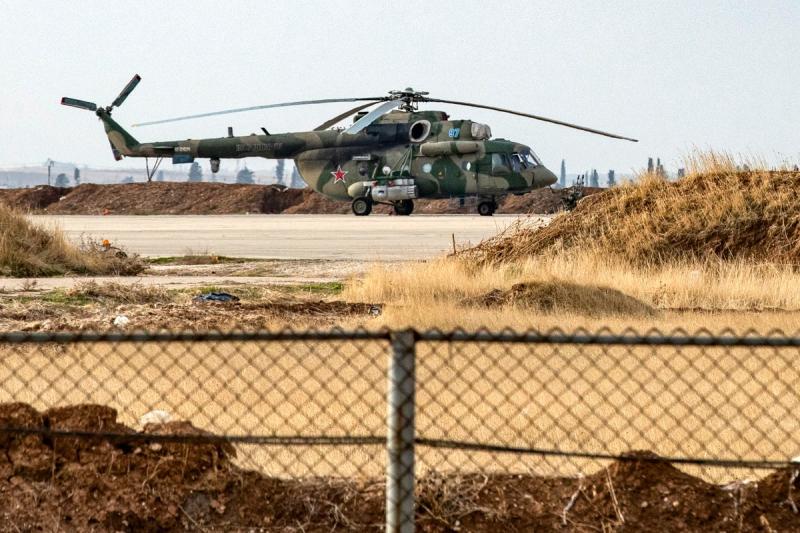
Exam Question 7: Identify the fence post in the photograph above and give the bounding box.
[387,329,416,533]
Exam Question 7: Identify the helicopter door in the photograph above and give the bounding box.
[475,157,491,193]
[476,153,507,193]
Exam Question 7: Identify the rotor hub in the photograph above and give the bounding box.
[387,87,430,111]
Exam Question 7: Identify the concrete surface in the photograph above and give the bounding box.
[29,214,544,260]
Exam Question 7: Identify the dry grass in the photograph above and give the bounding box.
[465,152,800,267]
[66,280,172,305]
[342,253,800,331]
[0,204,144,276]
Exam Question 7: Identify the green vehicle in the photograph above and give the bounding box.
[63,76,636,216]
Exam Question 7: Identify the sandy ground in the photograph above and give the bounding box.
[29,214,538,260]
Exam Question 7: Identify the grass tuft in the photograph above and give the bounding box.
[66,281,171,305]
[0,204,145,277]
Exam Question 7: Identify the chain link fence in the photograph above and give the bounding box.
[0,329,798,531]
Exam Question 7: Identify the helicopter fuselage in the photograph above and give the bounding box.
[105,108,557,214]
[64,76,633,215]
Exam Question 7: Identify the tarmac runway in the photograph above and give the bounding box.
[29,214,545,260]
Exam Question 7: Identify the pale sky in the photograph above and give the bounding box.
[1,0,798,176]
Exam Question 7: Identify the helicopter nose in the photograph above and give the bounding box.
[534,166,558,187]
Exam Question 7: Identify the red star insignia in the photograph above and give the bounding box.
[331,165,347,183]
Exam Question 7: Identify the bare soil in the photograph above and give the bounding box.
[0,281,378,331]
[0,403,798,532]
[0,183,597,215]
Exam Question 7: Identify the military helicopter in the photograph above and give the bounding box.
[61,75,637,216]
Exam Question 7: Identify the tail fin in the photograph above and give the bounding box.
[97,109,140,160]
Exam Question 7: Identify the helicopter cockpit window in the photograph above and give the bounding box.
[510,154,522,172]
[520,150,541,167]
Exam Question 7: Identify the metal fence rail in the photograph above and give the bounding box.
[0,328,798,531]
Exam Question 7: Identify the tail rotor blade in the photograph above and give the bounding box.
[111,74,141,108]
[61,97,98,111]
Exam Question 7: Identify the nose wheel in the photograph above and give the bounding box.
[393,199,414,216]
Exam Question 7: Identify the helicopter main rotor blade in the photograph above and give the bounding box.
[132,97,385,127]
[111,74,141,109]
[426,98,639,142]
[343,99,403,135]
[314,100,382,131]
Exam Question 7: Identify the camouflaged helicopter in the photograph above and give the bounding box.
[62,75,637,216]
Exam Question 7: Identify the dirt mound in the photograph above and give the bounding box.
[33,182,307,215]
[1,182,599,215]
[283,187,595,216]
[0,185,71,211]
[466,167,800,266]
[2,403,799,531]
[464,280,655,316]
[0,403,240,530]
[500,186,603,214]
[0,204,145,277]
[283,188,352,214]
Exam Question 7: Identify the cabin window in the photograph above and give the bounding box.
[491,153,511,173]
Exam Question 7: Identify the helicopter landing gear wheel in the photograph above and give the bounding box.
[352,196,373,216]
[477,201,496,216]
[393,199,414,216]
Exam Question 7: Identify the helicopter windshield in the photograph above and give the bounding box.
[512,150,541,169]
[520,150,541,167]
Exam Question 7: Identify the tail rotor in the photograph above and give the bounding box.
[61,74,141,115]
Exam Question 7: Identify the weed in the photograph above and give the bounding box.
[147,255,257,266]
[0,204,145,277]
[283,281,344,295]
